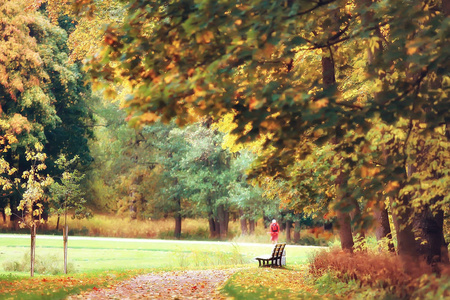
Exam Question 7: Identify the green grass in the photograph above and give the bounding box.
[0,234,322,274]
[220,266,324,300]
[0,234,323,299]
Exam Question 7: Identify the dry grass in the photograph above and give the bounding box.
[309,247,450,299]
[45,214,243,239]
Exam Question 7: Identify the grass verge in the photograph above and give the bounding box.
[221,266,322,300]
[0,269,144,300]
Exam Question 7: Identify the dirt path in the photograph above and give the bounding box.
[67,269,237,299]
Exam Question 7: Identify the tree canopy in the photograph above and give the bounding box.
[86,0,449,270]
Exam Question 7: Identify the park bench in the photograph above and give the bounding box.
[255,243,286,267]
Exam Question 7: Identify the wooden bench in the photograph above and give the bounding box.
[255,243,286,267]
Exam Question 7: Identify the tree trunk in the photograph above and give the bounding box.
[30,223,36,277]
[337,211,354,252]
[217,204,228,239]
[293,221,301,243]
[174,214,182,239]
[63,224,68,274]
[374,205,395,252]
[1,208,5,223]
[285,220,292,244]
[223,209,229,236]
[334,172,354,252]
[249,219,255,234]
[174,196,182,239]
[321,56,336,87]
[207,198,219,238]
[56,214,60,231]
[208,217,218,238]
[415,209,449,271]
[321,21,353,252]
[390,193,419,273]
[239,209,248,235]
[349,197,366,251]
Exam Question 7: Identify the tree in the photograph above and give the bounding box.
[49,155,91,274]
[143,120,191,238]
[227,151,269,235]
[173,122,237,239]
[4,143,53,277]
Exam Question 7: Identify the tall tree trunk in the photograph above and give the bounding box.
[174,197,182,239]
[217,204,228,239]
[334,173,354,252]
[390,192,419,273]
[1,208,5,223]
[415,209,449,271]
[321,17,353,252]
[207,198,218,238]
[374,204,395,252]
[174,214,182,239]
[56,214,60,231]
[208,217,218,238]
[285,220,292,244]
[349,197,366,251]
[248,219,255,234]
[223,209,229,236]
[63,224,68,274]
[64,204,68,274]
[30,223,36,277]
[321,56,335,87]
[239,209,248,235]
[337,210,354,252]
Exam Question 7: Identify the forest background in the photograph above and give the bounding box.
[0,0,449,297]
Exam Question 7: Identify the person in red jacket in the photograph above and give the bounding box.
[269,219,280,244]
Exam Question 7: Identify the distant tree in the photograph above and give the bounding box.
[142,121,191,238]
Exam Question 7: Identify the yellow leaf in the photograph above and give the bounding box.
[140,112,159,123]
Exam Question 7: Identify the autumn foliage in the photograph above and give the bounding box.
[309,248,450,299]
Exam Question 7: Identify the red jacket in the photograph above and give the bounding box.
[270,223,280,233]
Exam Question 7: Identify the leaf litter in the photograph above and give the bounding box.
[67,269,237,299]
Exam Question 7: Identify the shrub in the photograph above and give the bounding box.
[309,247,450,299]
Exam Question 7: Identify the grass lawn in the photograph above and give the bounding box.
[0,234,323,273]
[0,234,325,299]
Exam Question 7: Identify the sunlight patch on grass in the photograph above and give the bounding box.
[221,267,322,300]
